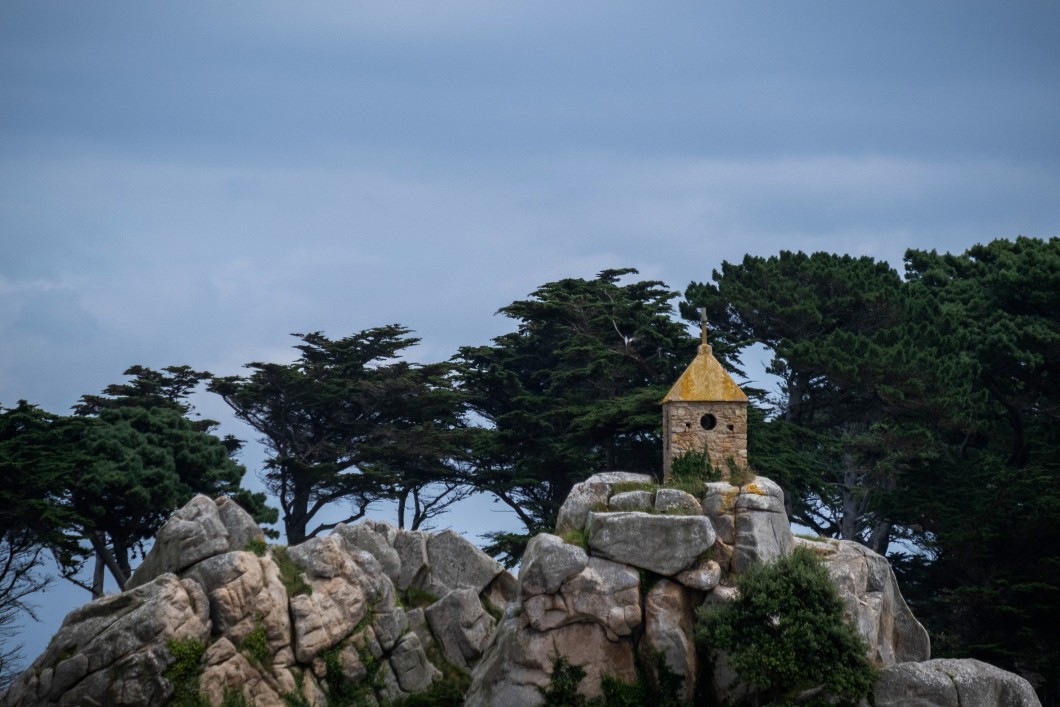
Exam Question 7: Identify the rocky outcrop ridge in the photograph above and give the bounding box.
[2,496,515,707]
[467,473,1037,707]
[796,536,930,666]
[873,659,1041,707]
[467,472,795,705]
[2,474,1042,706]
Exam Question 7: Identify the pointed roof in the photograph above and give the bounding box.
[661,343,748,403]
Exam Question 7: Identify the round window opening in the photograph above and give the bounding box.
[700,413,718,431]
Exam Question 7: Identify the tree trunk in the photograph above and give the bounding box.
[867,520,892,556]
[397,489,409,530]
[839,455,859,541]
[91,554,105,598]
[89,536,129,592]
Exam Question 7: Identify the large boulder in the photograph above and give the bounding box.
[285,536,391,663]
[1,574,210,707]
[392,529,432,592]
[183,550,294,666]
[519,533,589,596]
[465,614,637,707]
[333,520,402,586]
[586,511,715,576]
[425,530,507,597]
[642,579,697,703]
[872,659,1041,707]
[424,588,496,670]
[797,537,931,666]
[388,632,440,694]
[702,477,793,574]
[198,638,299,706]
[128,495,257,589]
[523,557,641,639]
[555,472,656,534]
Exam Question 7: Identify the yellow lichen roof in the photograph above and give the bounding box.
[661,344,748,403]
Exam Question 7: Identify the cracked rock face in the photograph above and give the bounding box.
[3,495,521,707]
[6,477,1041,707]
[2,574,210,707]
[797,537,931,667]
[873,659,1041,707]
[587,511,715,575]
[701,477,793,574]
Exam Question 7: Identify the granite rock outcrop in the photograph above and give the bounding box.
[2,474,1042,707]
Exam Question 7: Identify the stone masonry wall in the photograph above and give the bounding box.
[663,400,747,479]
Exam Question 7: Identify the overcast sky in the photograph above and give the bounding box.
[3,0,1059,661]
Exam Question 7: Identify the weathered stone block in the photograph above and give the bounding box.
[519,533,589,596]
[555,472,655,534]
[586,511,715,576]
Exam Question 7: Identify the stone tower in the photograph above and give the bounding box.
[661,312,748,481]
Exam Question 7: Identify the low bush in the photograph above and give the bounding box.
[163,638,208,707]
[696,547,876,705]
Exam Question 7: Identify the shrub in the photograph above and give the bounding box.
[695,547,876,705]
[320,640,384,707]
[387,671,471,706]
[163,638,208,707]
[669,449,721,489]
[539,655,588,706]
[237,617,271,669]
[598,649,682,707]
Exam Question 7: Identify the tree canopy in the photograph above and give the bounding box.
[688,237,1060,701]
[2,238,1058,703]
[456,268,695,561]
[0,366,275,598]
[210,326,472,543]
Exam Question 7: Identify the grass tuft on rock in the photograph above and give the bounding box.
[163,637,208,707]
[270,546,313,597]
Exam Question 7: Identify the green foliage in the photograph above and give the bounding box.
[210,326,472,543]
[610,481,658,495]
[386,670,471,706]
[687,251,909,550]
[538,649,682,707]
[670,449,720,485]
[558,527,589,550]
[237,617,271,668]
[539,655,587,706]
[607,649,683,707]
[480,531,532,569]
[244,538,268,557]
[280,670,312,707]
[220,687,251,707]
[163,638,208,707]
[726,466,756,489]
[686,238,1060,701]
[271,547,312,597]
[457,269,696,563]
[320,640,383,707]
[403,586,440,610]
[668,449,723,497]
[888,237,1060,701]
[696,548,875,705]
[1,364,276,596]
